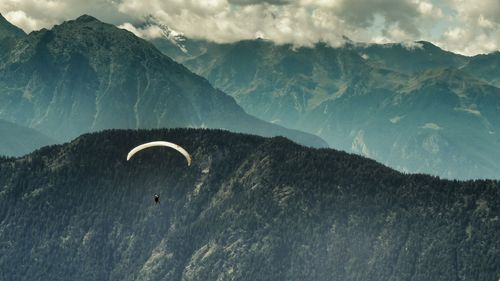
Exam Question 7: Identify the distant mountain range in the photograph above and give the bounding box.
[153,35,500,179]
[0,119,55,156]
[0,129,498,280]
[1,14,500,179]
[0,14,326,151]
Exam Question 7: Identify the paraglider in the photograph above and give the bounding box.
[127,141,192,166]
[127,141,192,204]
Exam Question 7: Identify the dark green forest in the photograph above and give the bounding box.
[0,129,498,281]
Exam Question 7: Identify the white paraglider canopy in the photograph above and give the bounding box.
[127,141,192,166]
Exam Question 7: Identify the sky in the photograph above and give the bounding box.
[0,0,499,56]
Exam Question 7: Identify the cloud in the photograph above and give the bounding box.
[450,0,500,26]
[0,0,497,55]
[331,0,421,36]
[115,0,437,47]
[0,0,134,32]
[228,0,291,5]
[118,22,164,39]
[117,1,337,45]
[401,41,424,50]
[3,10,44,32]
[434,0,500,55]
[417,1,442,18]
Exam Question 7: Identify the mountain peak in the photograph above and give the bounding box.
[48,14,147,52]
[75,14,100,23]
[415,40,436,47]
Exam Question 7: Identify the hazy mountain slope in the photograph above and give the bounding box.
[0,119,56,156]
[179,40,377,129]
[347,41,469,74]
[0,129,498,281]
[304,68,500,179]
[155,38,500,179]
[462,51,500,87]
[149,33,211,65]
[0,15,326,148]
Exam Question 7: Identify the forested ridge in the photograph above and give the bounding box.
[0,129,498,281]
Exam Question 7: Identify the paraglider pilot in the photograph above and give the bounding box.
[126,141,191,207]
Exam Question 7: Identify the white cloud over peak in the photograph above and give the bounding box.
[3,10,43,32]
[118,22,164,39]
